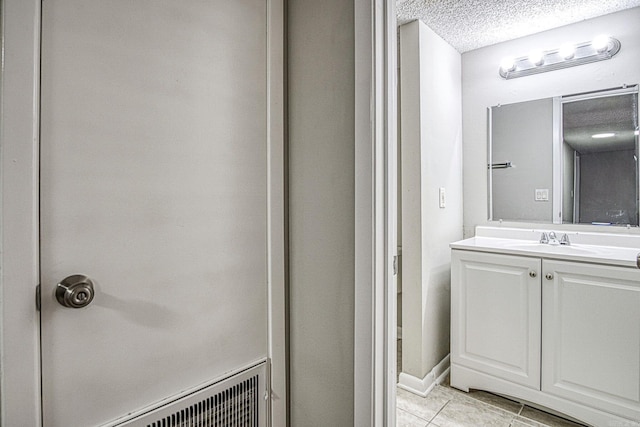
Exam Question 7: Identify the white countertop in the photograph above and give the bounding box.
[451,227,640,268]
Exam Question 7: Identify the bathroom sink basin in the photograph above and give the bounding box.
[498,240,603,255]
[500,241,545,250]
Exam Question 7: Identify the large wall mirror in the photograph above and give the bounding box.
[488,85,639,226]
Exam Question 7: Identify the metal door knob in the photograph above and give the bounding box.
[545,273,554,280]
[56,274,95,308]
[529,271,537,278]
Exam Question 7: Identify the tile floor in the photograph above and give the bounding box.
[396,341,586,427]
[396,379,587,427]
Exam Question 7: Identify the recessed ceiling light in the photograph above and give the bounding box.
[592,132,616,139]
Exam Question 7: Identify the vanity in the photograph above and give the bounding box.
[450,226,640,427]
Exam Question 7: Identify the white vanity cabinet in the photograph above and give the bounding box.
[451,248,640,426]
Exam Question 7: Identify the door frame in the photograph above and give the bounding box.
[0,1,43,425]
[354,0,398,425]
[0,0,396,426]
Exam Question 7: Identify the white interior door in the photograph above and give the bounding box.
[40,1,270,426]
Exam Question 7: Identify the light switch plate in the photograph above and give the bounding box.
[535,188,549,201]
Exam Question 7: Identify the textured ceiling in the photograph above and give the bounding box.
[396,0,640,52]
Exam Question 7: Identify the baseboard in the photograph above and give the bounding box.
[397,326,402,339]
[397,354,450,397]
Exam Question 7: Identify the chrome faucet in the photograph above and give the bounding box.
[539,232,549,244]
[539,231,570,245]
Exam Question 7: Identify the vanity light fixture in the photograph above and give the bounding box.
[499,35,621,79]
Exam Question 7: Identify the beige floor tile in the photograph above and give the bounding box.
[510,418,541,427]
[396,408,429,427]
[464,390,524,414]
[440,381,520,414]
[396,387,451,422]
[519,406,586,427]
[430,398,515,427]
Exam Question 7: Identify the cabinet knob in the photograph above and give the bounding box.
[545,273,554,280]
[529,271,537,278]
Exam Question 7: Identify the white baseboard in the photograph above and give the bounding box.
[397,326,402,339]
[397,354,450,397]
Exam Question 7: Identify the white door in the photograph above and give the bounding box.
[40,1,272,426]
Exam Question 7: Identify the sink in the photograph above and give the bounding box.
[500,241,545,250]
[546,244,601,255]
[498,240,603,255]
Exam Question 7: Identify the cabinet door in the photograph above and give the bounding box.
[452,250,541,389]
[542,260,640,420]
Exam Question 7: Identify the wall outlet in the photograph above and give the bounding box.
[439,187,446,208]
[535,188,549,201]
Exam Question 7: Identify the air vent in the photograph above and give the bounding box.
[147,375,259,427]
[117,362,267,427]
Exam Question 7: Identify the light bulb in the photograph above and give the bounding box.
[559,43,575,60]
[500,57,516,73]
[529,50,544,66]
[592,132,616,139]
[592,35,610,53]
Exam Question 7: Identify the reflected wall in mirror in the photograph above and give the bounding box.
[489,99,553,223]
[488,85,639,226]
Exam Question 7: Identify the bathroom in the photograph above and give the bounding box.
[396,3,640,426]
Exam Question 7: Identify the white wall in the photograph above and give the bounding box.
[462,6,640,237]
[399,20,463,390]
[288,0,355,425]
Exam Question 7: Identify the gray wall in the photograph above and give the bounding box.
[288,0,355,425]
[491,99,553,222]
[579,149,637,225]
[462,6,640,237]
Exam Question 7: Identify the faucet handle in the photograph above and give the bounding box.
[539,232,549,244]
[560,233,571,246]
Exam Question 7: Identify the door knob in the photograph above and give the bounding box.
[56,274,95,308]
[529,271,537,278]
[545,273,554,280]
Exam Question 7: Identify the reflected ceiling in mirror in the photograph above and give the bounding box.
[563,94,637,154]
